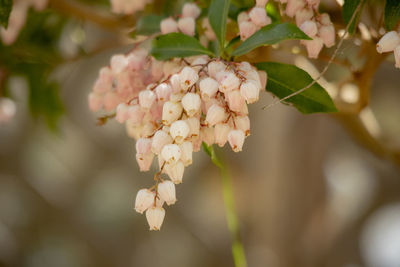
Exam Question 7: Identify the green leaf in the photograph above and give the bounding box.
[135,15,163,36]
[208,0,230,50]
[0,0,12,28]
[256,62,337,114]
[231,23,310,57]
[342,0,365,34]
[150,33,214,60]
[202,143,223,169]
[384,0,400,30]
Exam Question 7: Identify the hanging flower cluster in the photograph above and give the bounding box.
[279,0,336,58]
[376,30,400,68]
[238,0,272,40]
[110,0,153,15]
[90,50,267,230]
[0,0,47,45]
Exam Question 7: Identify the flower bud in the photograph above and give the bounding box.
[179,67,199,91]
[151,130,173,154]
[228,130,245,152]
[170,120,190,143]
[139,90,157,109]
[170,74,181,93]
[200,126,215,146]
[249,7,270,27]
[135,189,155,214]
[319,13,332,25]
[178,17,196,36]
[300,20,318,38]
[239,21,257,40]
[319,24,335,48]
[155,83,172,102]
[395,45,400,68]
[157,180,176,205]
[304,37,324,59]
[206,104,226,126]
[160,17,178,34]
[136,152,154,171]
[185,117,200,137]
[127,105,145,125]
[0,98,16,123]
[376,31,400,53]
[286,0,306,18]
[165,161,185,184]
[218,71,240,92]
[161,144,181,163]
[240,81,260,104]
[182,3,201,19]
[295,8,313,26]
[214,123,231,147]
[162,101,183,125]
[200,77,219,100]
[179,141,193,166]
[110,54,128,74]
[115,103,129,123]
[234,116,250,136]
[136,138,152,154]
[181,92,201,116]
[208,61,226,78]
[226,90,245,112]
[88,93,103,112]
[237,12,249,24]
[103,92,121,112]
[146,206,165,230]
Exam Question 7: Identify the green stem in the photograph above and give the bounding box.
[202,143,247,267]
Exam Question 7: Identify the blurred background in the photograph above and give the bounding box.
[0,0,400,267]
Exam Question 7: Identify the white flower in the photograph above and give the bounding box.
[179,141,193,166]
[162,101,183,125]
[228,129,245,152]
[185,117,200,137]
[151,130,173,155]
[304,37,324,59]
[165,161,185,184]
[155,83,172,102]
[214,123,231,147]
[146,206,165,230]
[286,0,306,18]
[300,20,318,38]
[136,152,154,171]
[135,189,155,214]
[205,104,226,126]
[249,7,270,27]
[200,77,219,100]
[234,116,250,136]
[319,24,335,48]
[161,144,181,163]
[226,90,245,112]
[208,61,226,78]
[160,17,178,34]
[182,3,201,19]
[179,67,199,91]
[157,180,176,205]
[178,17,196,36]
[240,81,260,104]
[182,93,201,116]
[170,120,190,143]
[139,90,157,109]
[239,21,257,40]
[217,71,240,92]
[0,98,16,123]
[136,138,153,154]
[376,31,400,53]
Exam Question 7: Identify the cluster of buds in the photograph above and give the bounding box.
[110,0,153,15]
[278,0,336,58]
[0,97,16,124]
[95,54,267,230]
[1,0,47,45]
[160,3,201,37]
[238,0,272,40]
[376,30,400,68]
[88,48,164,113]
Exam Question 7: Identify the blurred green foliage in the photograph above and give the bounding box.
[0,0,12,28]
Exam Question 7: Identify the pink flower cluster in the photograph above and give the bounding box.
[1,0,47,45]
[88,48,164,113]
[160,3,201,37]
[110,0,153,15]
[238,0,272,40]
[376,30,400,69]
[283,0,336,58]
[90,51,267,230]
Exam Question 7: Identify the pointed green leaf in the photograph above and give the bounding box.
[343,0,365,34]
[231,23,311,57]
[208,0,230,50]
[256,62,337,114]
[150,33,214,60]
[384,0,400,30]
[0,0,13,28]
